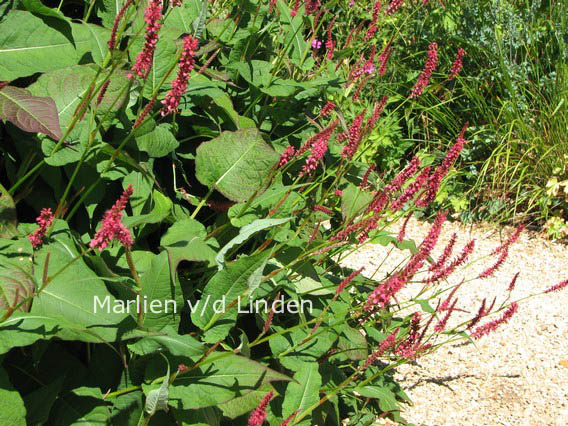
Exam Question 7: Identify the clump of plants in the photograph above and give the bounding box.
[0,0,566,425]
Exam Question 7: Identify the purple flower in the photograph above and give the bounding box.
[312,39,322,49]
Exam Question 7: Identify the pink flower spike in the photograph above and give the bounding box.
[248,391,274,426]
[448,48,465,80]
[320,101,335,116]
[108,0,134,51]
[129,0,162,80]
[385,0,403,15]
[161,35,199,116]
[409,42,438,99]
[90,186,134,252]
[544,279,568,294]
[29,208,54,250]
[280,410,299,426]
[335,267,364,297]
[279,145,296,167]
[472,302,519,339]
[507,272,520,292]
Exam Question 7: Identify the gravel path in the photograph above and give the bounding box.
[340,218,568,426]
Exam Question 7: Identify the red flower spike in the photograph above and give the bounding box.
[29,208,54,250]
[448,48,466,80]
[429,233,457,272]
[385,0,403,15]
[472,302,519,339]
[409,42,438,98]
[360,327,399,371]
[161,35,199,116]
[544,279,568,294]
[248,392,274,426]
[129,0,162,80]
[90,186,134,251]
[326,16,337,59]
[335,267,364,297]
[108,0,134,51]
[508,272,520,292]
[397,212,412,242]
[278,146,296,167]
[320,101,336,117]
[341,109,367,160]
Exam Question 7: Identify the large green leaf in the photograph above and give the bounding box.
[0,368,26,426]
[215,217,291,269]
[219,383,273,419]
[281,364,322,425]
[28,220,137,341]
[160,218,218,280]
[29,65,128,134]
[166,353,290,409]
[0,238,34,312]
[341,183,374,220]
[0,86,62,140]
[140,251,181,330]
[195,128,279,202]
[48,387,111,425]
[228,183,304,227]
[0,11,86,80]
[191,253,269,343]
[135,123,179,157]
[128,326,206,358]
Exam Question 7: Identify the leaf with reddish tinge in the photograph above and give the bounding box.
[0,86,62,140]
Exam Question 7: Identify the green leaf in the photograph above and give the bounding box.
[28,220,137,342]
[0,183,18,239]
[0,237,34,312]
[191,253,269,343]
[0,368,26,426]
[0,11,85,80]
[281,363,321,425]
[215,217,291,269]
[269,327,338,371]
[22,0,68,21]
[98,0,128,28]
[341,183,374,220]
[48,386,111,425]
[140,251,181,330]
[29,65,127,136]
[168,353,290,409]
[228,183,304,227]
[135,123,179,157]
[162,0,201,38]
[337,326,368,361]
[219,383,273,419]
[160,218,218,280]
[145,355,170,415]
[0,86,62,140]
[128,326,206,358]
[195,128,279,202]
[24,377,64,425]
[71,23,111,66]
[231,60,272,87]
[354,385,399,413]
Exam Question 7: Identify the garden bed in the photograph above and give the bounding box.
[342,219,568,425]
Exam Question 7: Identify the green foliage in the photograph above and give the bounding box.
[0,0,560,424]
